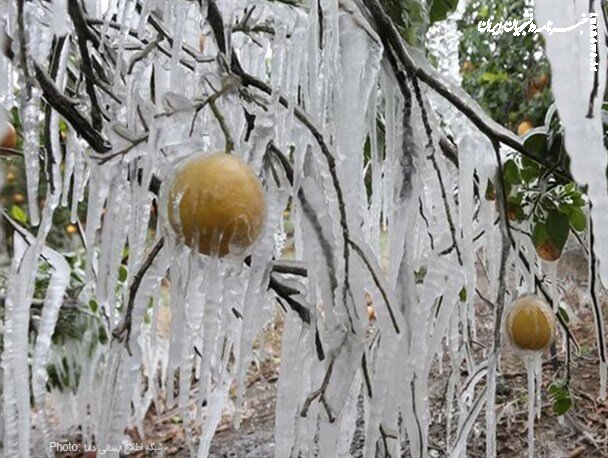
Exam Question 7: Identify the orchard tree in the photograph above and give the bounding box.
[0,1,607,457]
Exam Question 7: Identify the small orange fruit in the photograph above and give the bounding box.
[167,153,266,257]
[6,171,16,182]
[517,121,534,136]
[506,295,555,352]
[13,193,25,204]
[66,224,78,235]
[1,123,17,150]
[460,61,475,74]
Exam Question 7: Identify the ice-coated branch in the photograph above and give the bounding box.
[267,141,401,333]
[16,0,33,97]
[587,207,607,368]
[135,1,202,62]
[112,237,165,355]
[300,357,335,421]
[42,36,67,193]
[127,35,163,74]
[489,141,512,355]
[208,99,234,152]
[68,0,103,132]
[33,62,111,153]
[409,72,463,265]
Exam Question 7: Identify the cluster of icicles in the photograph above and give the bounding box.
[0,0,607,457]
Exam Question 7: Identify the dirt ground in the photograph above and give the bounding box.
[51,244,608,457]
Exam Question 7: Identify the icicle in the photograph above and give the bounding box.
[21,97,42,226]
[524,354,540,458]
[31,249,70,449]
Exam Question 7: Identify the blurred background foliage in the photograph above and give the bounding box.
[458,0,553,133]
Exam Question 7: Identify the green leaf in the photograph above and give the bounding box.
[532,222,549,246]
[118,265,128,283]
[568,207,587,232]
[98,325,109,345]
[552,397,572,416]
[503,159,521,185]
[89,299,99,313]
[10,205,28,225]
[548,383,562,397]
[429,0,458,23]
[479,72,509,84]
[557,306,570,324]
[522,128,548,156]
[414,266,427,284]
[546,210,570,250]
[459,286,467,302]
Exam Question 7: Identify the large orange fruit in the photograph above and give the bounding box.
[506,295,555,352]
[167,153,266,257]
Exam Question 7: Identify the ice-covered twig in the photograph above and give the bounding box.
[33,62,111,153]
[16,0,33,97]
[68,0,103,131]
[43,36,68,194]
[112,237,165,355]
[267,141,401,332]
[349,239,400,333]
[0,147,23,157]
[300,358,335,421]
[588,207,607,371]
[208,99,234,152]
[134,1,202,62]
[3,19,110,153]
[127,35,162,74]
[409,73,463,265]
[491,142,512,352]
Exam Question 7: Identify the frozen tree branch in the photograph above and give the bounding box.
[112,237,166,355]
[68,0,103,131]
[300,357,335,421]
[33,62,112,153]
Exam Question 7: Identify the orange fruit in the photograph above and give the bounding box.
[13,193,25,204]
[517,121,534,136]
[460,61,475,74]
[66,224,78,235]
[167,153,266,257]
[6,171,15,182]
[1,123,17,150]
[506,295,555,352]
